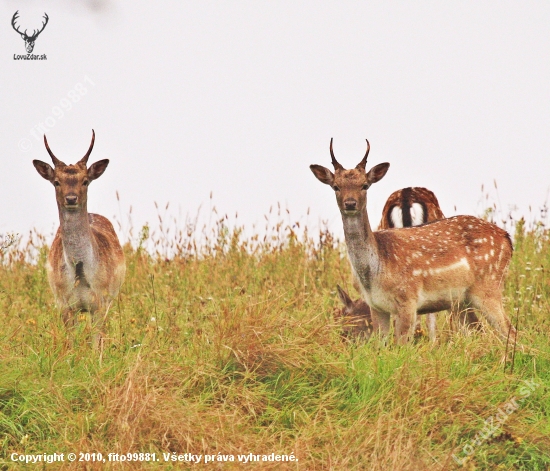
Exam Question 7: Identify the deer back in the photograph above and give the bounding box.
[379,187,445,230]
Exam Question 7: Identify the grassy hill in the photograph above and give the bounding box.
[0,212,549,470]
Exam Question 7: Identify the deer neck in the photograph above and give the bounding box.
[341,205,380,287]
[57,204,96,269]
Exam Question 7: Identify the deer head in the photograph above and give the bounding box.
[33,130,109,211]
[334,285,373,340]
[310,139,390,216]
[12,11,49,54]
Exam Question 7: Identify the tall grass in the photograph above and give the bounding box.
[0,204,549,470]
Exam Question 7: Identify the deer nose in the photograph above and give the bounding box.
[344,199,357,211]
[65,195,78,206]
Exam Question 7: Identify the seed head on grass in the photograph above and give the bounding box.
[0,201,549,469]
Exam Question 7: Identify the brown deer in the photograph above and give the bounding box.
[335,285,374,340]
[379,187,444,230]
[336,284,436,342]
[311,138,515,344]
[378,187,480,340]
[33,130,125,346]
[340,188,441,341]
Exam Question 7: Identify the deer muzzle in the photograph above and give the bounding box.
[344,199,358,211]
[65,195,78,207]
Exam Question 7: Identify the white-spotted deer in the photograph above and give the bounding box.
[378,187,444,230]
[33,130,125,347]
[336,284,436,342]
[378,187,480,340]
[311,139,515,344]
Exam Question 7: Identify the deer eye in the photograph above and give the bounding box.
[362,184,369,190]
[54,181,60,187]
[83,180,89,186]
[333,186,340,192]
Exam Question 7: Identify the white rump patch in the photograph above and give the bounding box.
[390,203,424,228]
[410,203,425,226]
[390,207,404,228]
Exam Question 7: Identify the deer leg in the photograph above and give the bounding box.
[450,304,481,334]
[413,314,436,341]
[413,317,424,338]
[425,313,437,342]
[62,307,76,329]
[371,308,391,340]
[59,306,77,349]
[451,306,467,332]
[352,276,362,294]
[464,308,482,331]
[394,307,417,344]
[453,307,475,329]
[91,299,113,350]
[469,293,516,344]
[90,308,104,350]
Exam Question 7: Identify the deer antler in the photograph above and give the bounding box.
[11,11,25,36]
[11,11,49,40]
[28,13,48,40]
[355,139,370,171]
[329,138,344,171]
[79,130,96,166]
[43,134,65,167]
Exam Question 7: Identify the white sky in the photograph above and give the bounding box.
[2,1,549,242]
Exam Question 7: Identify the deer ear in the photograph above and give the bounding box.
[88,159,109,181]
[33,160,54,182]
[337,285,353,308]
[310,165,334,186]
[366,162,390,186]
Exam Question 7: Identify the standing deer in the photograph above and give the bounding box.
[33,130,125,346]
[378,187,480,340]
[311,138,515,344]
[338,188,441,341]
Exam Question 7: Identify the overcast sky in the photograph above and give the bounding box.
[2,1,549,243]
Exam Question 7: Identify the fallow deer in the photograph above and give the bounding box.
[340,188,441,340]
[336,284,436,342]
[33,130,125,346]
[378,187,444,230]
[378,187,480,340]
[311,139,515,344]
[335,285,374,340]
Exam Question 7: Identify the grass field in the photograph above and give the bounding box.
[0,207,549,470]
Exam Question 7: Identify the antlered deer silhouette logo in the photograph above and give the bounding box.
[12,11,49,54]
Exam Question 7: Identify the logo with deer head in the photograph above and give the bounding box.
[12,10,49,54]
